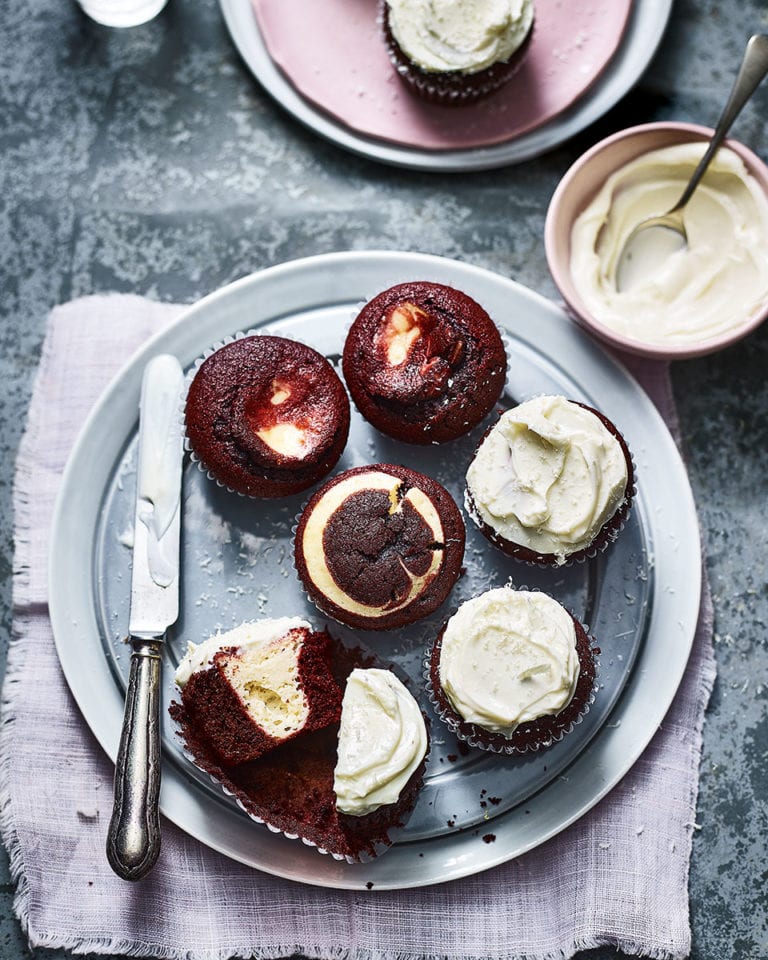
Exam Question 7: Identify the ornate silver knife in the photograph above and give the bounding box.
[106,353,185,881]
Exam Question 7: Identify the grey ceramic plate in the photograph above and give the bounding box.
[49,251,700,889]
[219,0,673,171]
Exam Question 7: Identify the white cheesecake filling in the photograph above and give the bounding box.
[301,470,444,618]
[438,588,580,736]
[175,617,312,740]
[386,0,534,75]
[466,395,627,563]
[334,668,428,816]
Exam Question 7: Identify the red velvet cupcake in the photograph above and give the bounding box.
[295,464,465,631]
[184,335,350,498]
[171,632,429,862]
[426,587,597,755]
[343,282,506,444]
[465,395,634,565]
[173,618,342,765]
[381,0,534,106]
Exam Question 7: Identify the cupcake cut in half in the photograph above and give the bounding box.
[343,281,507,444]
[295,464,466,631]
[427,587,597,754]
[173,617,342,765]
[171,619,428,861]
[381,0,535,106]
[465,395,634,565]
[185,335,350,498]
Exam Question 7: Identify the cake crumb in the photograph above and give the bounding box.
[365,882,374,890]
[446,819,455,828]
[447,754,458,762]
[489,796,502,806]
[482,834,496,844]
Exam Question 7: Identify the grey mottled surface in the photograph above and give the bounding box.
[1,0,767,957]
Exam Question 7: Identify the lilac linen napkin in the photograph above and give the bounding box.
[1,294,716,960]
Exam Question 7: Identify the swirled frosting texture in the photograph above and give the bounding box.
[334,668,428,816]
[570,143,768,347]
[438,588,579,735]
[386,0,534,75]
[466,395,628,562]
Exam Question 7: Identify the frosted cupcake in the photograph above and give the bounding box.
[381,0,535,106]
[465,395,634,565]
[171,624,429,862]
[427,587,597,754]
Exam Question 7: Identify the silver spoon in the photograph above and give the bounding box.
[615,33,768,293]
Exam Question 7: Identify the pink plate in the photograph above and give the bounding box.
[251,0,632,151]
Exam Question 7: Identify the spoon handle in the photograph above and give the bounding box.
[675,34,768,211]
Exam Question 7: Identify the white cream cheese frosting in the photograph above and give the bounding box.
[175,617,312,740]
[300,469,444,619]
[438,587,580,736]
[334,668,428,817]
[386,0,534,75]
[466,395,628,562]
[569,143,768,347]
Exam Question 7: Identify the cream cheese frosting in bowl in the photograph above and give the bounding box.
[465,395,632,565]
[545,122,768,358]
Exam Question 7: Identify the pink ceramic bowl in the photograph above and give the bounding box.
[545,122,768,360]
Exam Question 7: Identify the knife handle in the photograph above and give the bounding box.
[106,637,163,881]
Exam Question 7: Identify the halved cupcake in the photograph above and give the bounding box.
[427,587,597,754]
[173,617,342,765]
[171,623,429,861]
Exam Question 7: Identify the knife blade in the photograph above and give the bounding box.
[106,353,185,881]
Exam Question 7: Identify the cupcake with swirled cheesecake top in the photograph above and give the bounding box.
[295,464,465,631]
[427,587,597,754]
[465,395,634,565]
[381,0,534,106]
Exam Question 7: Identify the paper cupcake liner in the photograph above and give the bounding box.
[173,739,357,862]
[423,588,600,756]
[181,328,349,500]
[463,400,638,569]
